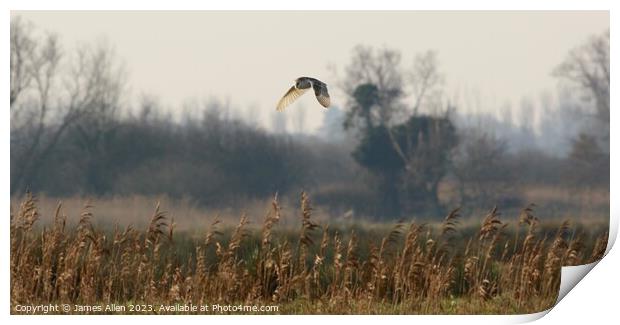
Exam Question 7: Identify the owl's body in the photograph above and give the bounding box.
[295,77,313,89]
[276,77,330,111]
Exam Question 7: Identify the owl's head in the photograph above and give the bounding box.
[295,77,310,89]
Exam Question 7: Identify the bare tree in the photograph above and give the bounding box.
[554,30,609,145]
[11,18,62,193]
[342,45,405,130]
[65,43,126,193]
[409,50,444,116]
[395,50,446,168]
[342,47,442,163]
[69,43,125,135]
[10,17,36,108]
[10,17,126,194]
[342,45,455,217]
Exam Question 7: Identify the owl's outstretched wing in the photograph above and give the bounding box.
[313,82,330,108]
[276,86,308,111]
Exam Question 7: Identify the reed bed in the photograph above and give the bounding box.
[10,193,608,314]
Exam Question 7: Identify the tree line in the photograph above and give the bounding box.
[10,17,609,219]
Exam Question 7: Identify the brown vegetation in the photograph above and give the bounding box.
[10,193,607,314]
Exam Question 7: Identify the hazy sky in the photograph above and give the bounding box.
[13,11,609,132]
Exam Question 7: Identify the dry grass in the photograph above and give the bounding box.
[10,192,608,314]
[9,194,335,231]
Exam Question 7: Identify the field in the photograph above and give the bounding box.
[10,192,608,315]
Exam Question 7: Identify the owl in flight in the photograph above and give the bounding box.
[276,77,330,111]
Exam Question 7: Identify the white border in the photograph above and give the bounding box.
[3,1,616,324]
